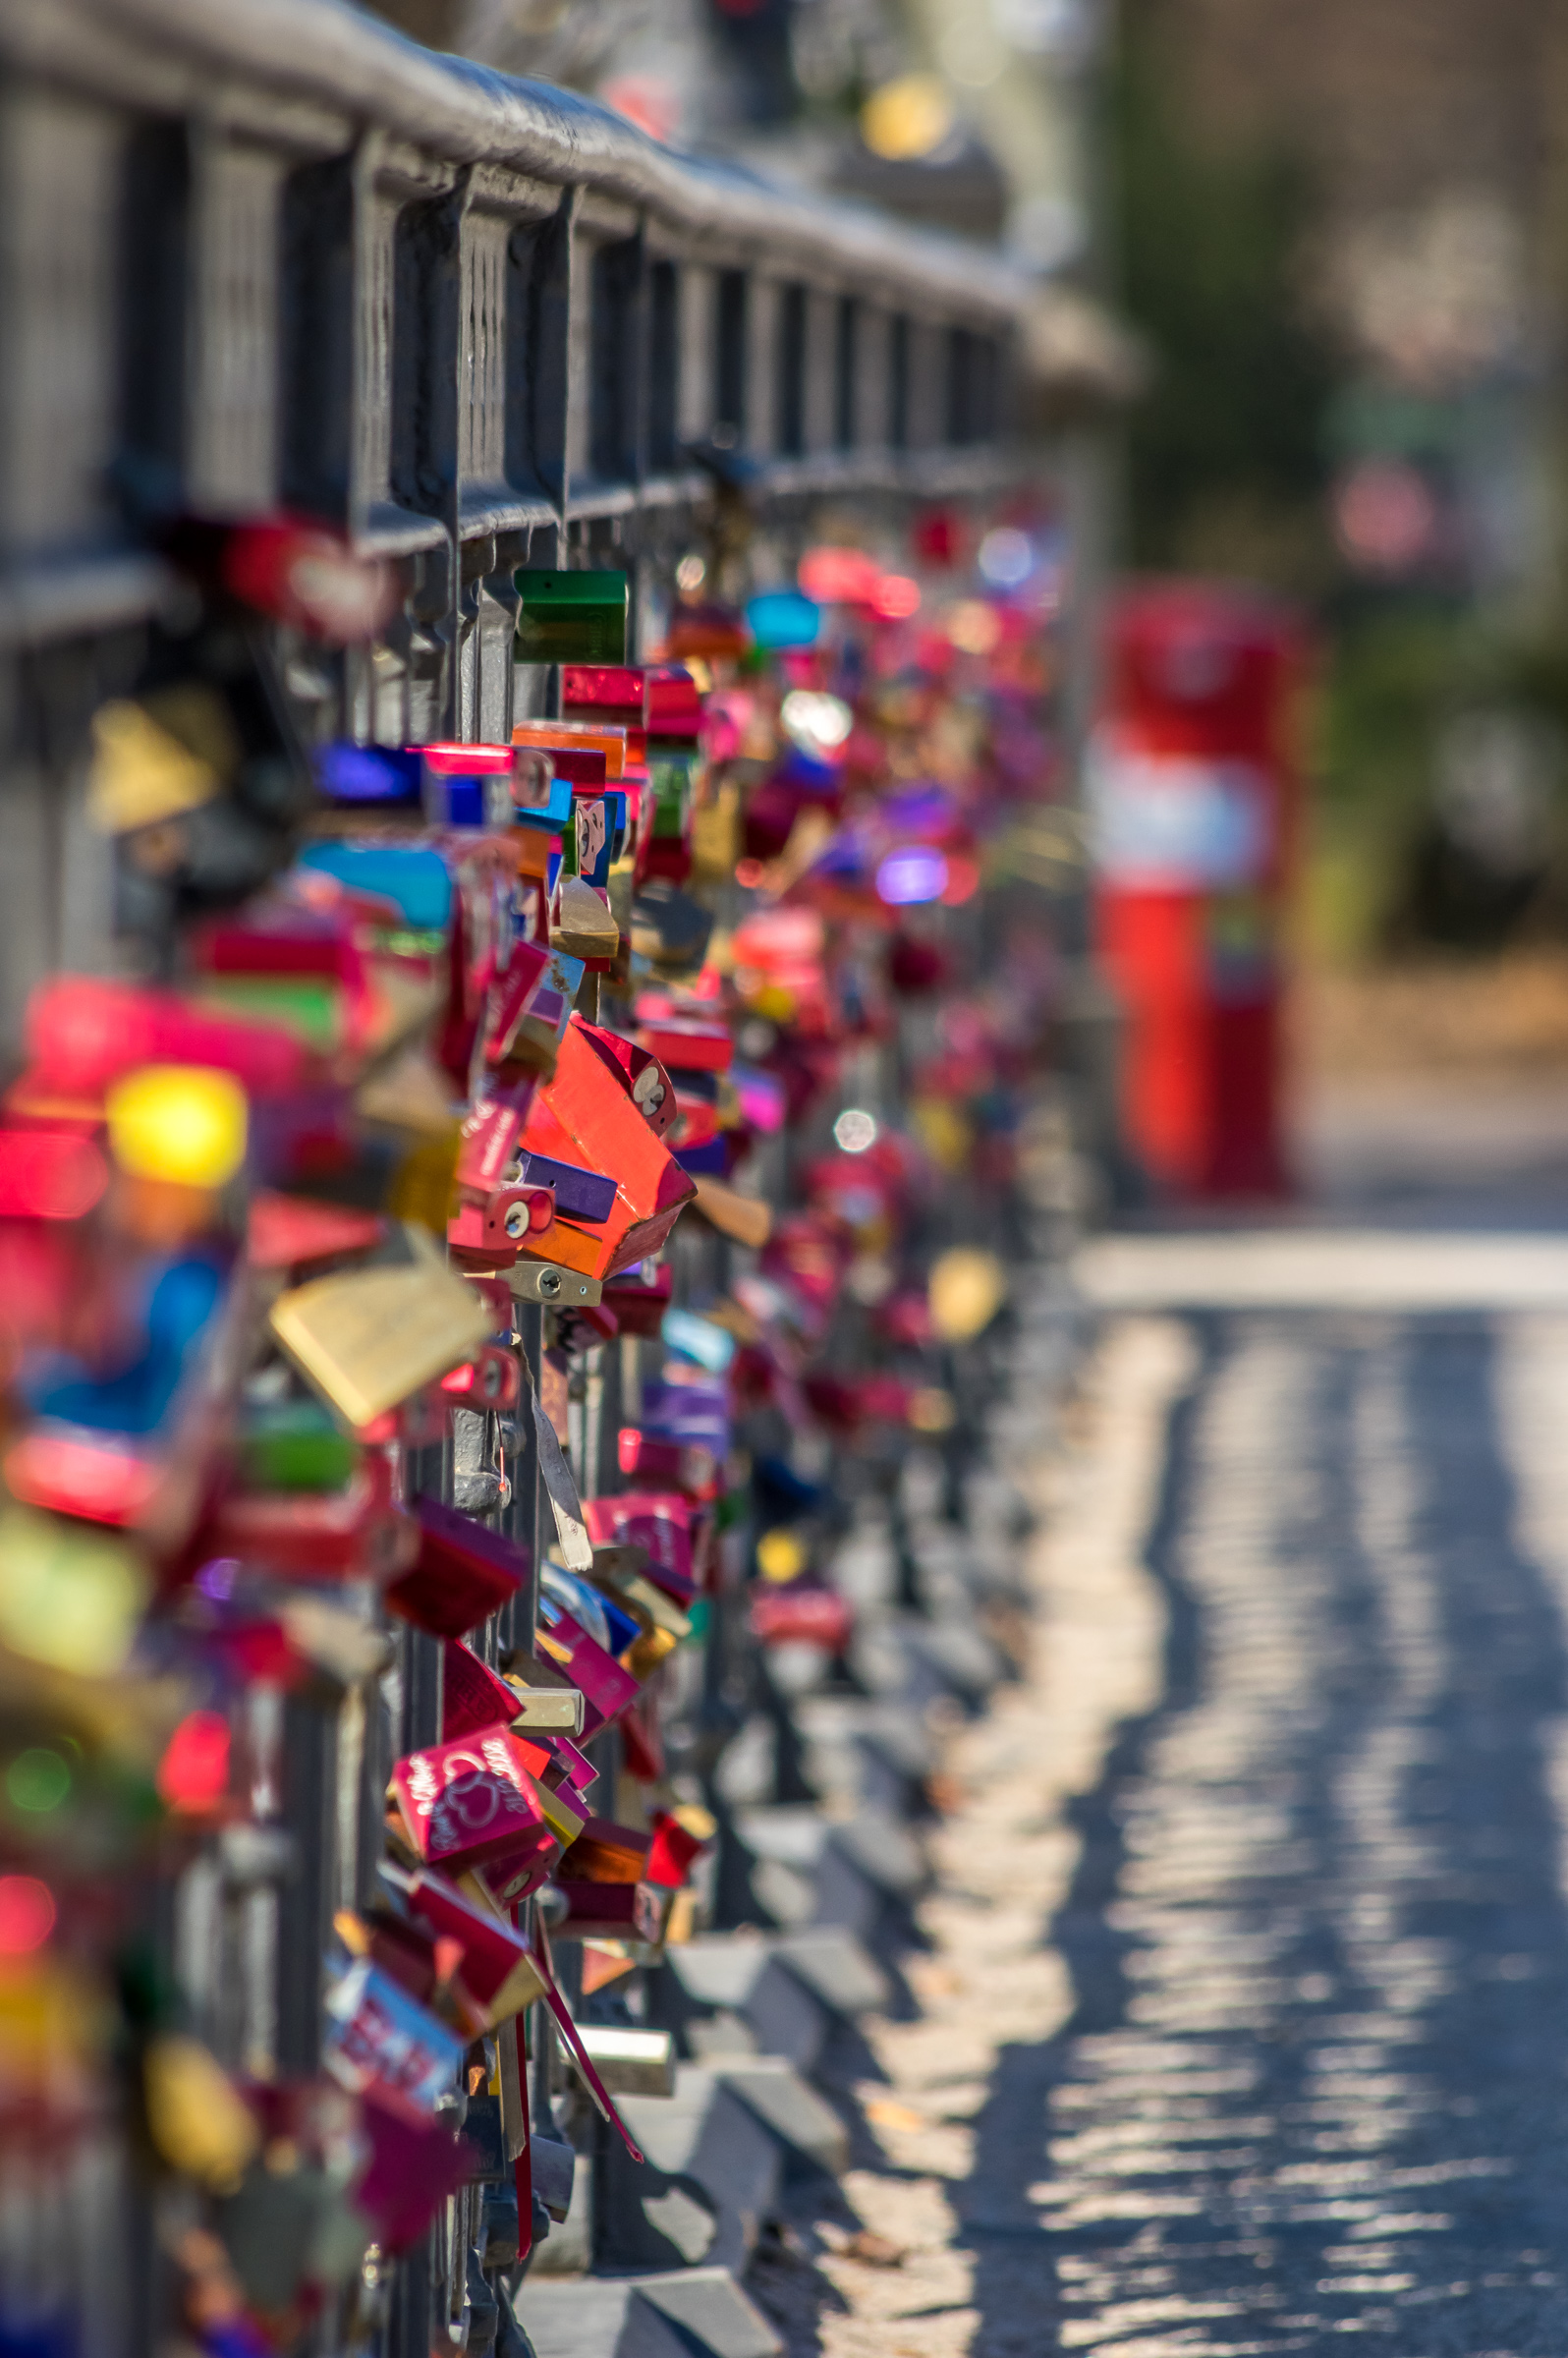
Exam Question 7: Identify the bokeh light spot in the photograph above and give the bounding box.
[7,1749,71,1814]
[0,1877,56,1953]
[834,1108,879,1153]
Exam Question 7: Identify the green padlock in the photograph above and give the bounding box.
[649,751,695,841]
[240,1399,359,1492]
[515,572,629,665]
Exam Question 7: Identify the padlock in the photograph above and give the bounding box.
[438,1340,524,1408]
[238,1397,358,1490]
[392,1867,546,2029]
[514,571,629,665]
[572,795,612,888]
[384,1497,528,1638]
[0,1125,108,1222]
[8,1372,225,1552]
[549,874,618,964]
[533,1596,641,1735]
[296,837,453,930]
[572,2025,677,2098]
[539,1729,598,1794]
[513,1151,616,1227]
[616,1427,720,1498]
[193,899,367,998]
[511,727,613,787]
[270,1257,492,1431]
[355,2082,478,2254]
[551,1568,639,1657]
[518,719,627,781]
[460,2093,510,2183]
[217,512,403,643]
[599,1567,692,1645]
[667,595,749,657]
[750,1582,855,1653]
[501,1656,586,1735]
[335,1903,446,2010]
[322,1956,467,2112]
[599,1260,674,1337]
[441,1640,531,1744]
[547,1879,666,1943]
[446,1184,556,1268]
[28,974,308,1097]
[529,2134,577,2225]
[207,1455,419,1583]
[637,1018,732,1074]
[507,746,575,834]
[562,665,644,748]
[313,741,424,809]
[644,664,703,748]
[480,2182,521,2271]
[629,879,713,975]
[487,951,579,1081]
[573,1019,677,1138]
[420,740,515,828]
[480,944,550,1063]
[455,1097,526,1199]
[689,1173,773,1249]
[619,1614,678,1682]
[550,1301,621,1356]
[666,1085,721,1153]
[583,1490,699,1602]
[248,1191,387,1274]
[563,669,641,721]
[392,1726,558,1877]
[88,693,228,837]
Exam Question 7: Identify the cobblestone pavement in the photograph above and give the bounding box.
[755,1294,1568,2358]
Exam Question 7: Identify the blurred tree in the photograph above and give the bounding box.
[1112,0,1333,590]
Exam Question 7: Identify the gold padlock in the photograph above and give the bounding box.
[270,1251,491,1429]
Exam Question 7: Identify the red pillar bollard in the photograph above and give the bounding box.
[1090,580,1306,1201]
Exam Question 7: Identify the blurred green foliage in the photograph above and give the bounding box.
[1109,6,1568,962]
[1111,0,1333,590]
[1308,608,1465,958]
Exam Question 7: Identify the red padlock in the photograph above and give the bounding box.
[456,1096,530,1197]
[644,664,703,746]
[511,1019,693,1281]
[442,1640,532,1743]
[447,1184,556,1269]
[616,1428,719,1499]
[573,1020,677,1139]
[220,512,402,643]
[563,665,646,761]
[583,1490,698,1602]
[599,1262,674,1338]
[206,1454,419,1583]
[28,975,308,1095]
[645,1809,711,1890]
[637,1019,732,1074]
[439,1342,523,1411]
[249,1191,388,1273]
[385,1498,528,1638]
[482,944,552,1069]
[392,1726,557,1877]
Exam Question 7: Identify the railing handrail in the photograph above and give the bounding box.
[10,0,1034,323]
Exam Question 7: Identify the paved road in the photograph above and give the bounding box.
[974,1304,1568,2356]
[768,1269,1568,2358]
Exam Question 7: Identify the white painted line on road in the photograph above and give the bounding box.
[1076,1230,1568,1311]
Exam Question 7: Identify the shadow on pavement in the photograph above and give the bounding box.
[961,1313,1568,2357]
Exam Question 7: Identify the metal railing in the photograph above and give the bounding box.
[0,0,1092,1046]
[2,0,1034,629]
[0,10,1094,2357]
